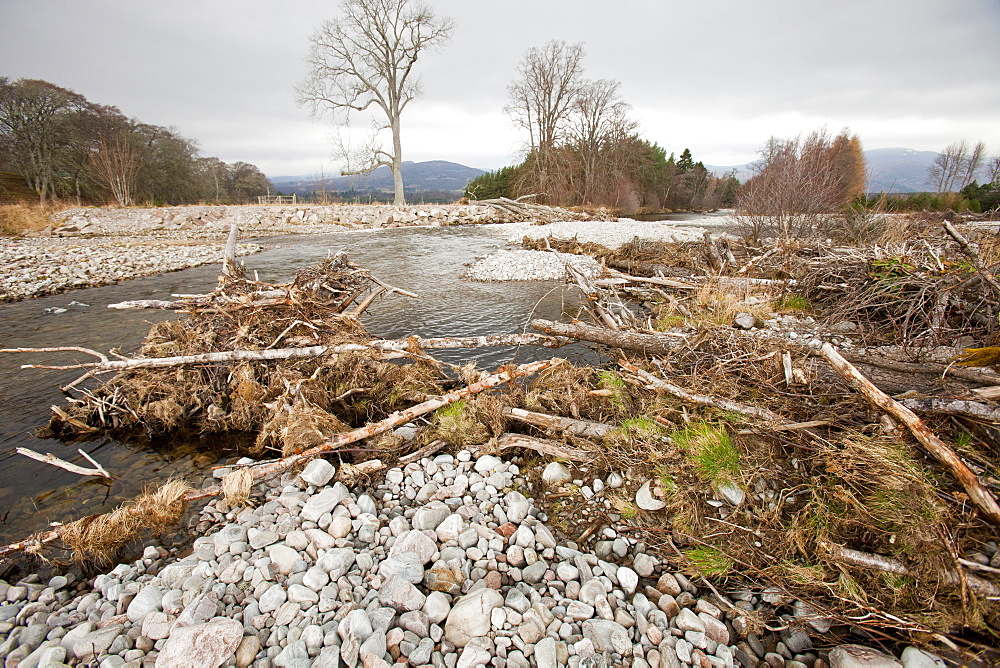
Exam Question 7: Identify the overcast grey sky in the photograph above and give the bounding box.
[2,0,998,177]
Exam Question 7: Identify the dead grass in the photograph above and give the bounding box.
[58,479,190,564]
[0,201,66,236]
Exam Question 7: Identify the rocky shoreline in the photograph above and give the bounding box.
[0,450,943,668]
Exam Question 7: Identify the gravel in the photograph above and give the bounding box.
[463,218,728,283]
[0,448,940,667]
[493,218,719,249]
[463,250,601,282]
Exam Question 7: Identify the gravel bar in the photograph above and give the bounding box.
[0,449,939,667]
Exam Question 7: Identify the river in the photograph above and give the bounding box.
[0,224,596,544]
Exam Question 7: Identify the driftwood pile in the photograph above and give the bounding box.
[5,218,1000,661]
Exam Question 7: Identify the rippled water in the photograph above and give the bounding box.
[0,225,593,543]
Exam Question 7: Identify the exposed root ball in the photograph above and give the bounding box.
[58,479,191,564]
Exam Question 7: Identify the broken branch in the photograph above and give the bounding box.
[821,343,1000,527]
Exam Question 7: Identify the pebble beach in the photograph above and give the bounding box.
[0,450,940,668]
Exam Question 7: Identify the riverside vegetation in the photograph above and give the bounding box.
[1,201,1000,666]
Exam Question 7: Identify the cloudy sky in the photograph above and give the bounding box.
[2,0,998,177]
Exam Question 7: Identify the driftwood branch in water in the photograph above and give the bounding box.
[185,360,556,501]
[16,448,112,479]
[221,223,247,282]
[819,540,1000,597]
[495,433,595,462]
[3,333,569,374]
[531,319,683,356]
[620,361,786,423]
[503,407,614,439]
[821,343,1000,527]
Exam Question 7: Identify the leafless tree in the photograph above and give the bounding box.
[928,140,987,193]
[297,0,452,206]
[736,128,867,240]
[88,132,141,206]
[988,155,1000,185]
[568,79,636,204]
[506,41,585,153]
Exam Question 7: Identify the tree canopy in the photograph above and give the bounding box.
[0,76,272,205]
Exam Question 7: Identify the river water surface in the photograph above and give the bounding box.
[0,225,594,544]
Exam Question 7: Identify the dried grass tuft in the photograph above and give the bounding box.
[221,468,254,507]
[59,479,191,564]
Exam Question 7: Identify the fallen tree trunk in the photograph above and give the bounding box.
[504,407,615,439]
[821,343,1000,527]
[841,351,1000,386]
[3,333,569,374]
[495,433,596,462]
[899,397,1000,423]
[531,319,683,356]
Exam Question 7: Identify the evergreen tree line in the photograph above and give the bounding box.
[0,77,272,206]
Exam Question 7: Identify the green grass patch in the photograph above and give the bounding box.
[774,293,811,312]
[683,546,734,576]
[655,314,687,330]
[597,370,627,408]
[673,421,740,483]
[656,468,678,497]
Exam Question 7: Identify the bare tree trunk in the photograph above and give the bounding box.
[531,318,683,355]
[391,114,405,206]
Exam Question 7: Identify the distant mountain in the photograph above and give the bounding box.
[270,160,485,195]
[707,148,943,194]
[863,148,939,193]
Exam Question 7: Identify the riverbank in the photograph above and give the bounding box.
[0,449,940,668]
[1,204,717,302]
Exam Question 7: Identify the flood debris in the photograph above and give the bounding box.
[4,216,1000,662]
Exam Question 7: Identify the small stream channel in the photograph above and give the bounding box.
[0,225,596,544]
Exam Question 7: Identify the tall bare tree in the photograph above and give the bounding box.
[506,41,585,153]
[298,0,452,206]
[568,79,636,204]
[928,140,987,193]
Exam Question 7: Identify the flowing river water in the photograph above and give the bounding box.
[0,225,598,545]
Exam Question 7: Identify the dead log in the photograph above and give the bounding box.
[503,407,615,439]
[819,540,1000,597]
[221,223,247,283]
[899,397,1000,423]
[821,343,1000,527]
[841,351,1000,386]
[620,361,786,423]
[495,433,596,462]
[605,269,698,290]
[3,333,569,374]
[531,319,683,356]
